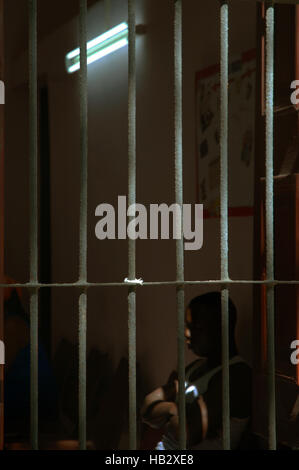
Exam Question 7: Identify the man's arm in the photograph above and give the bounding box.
[142,399,178,429]
[163,397,207,446]
[141,378,178,429]
[141,386,207,446]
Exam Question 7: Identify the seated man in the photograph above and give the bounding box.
[141,292,252,449]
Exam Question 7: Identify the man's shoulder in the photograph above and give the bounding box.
[208,358,252,390]
[207,359,252,411]
[207,358,252,418]
[230,359,252,374]
[186,358,207,381]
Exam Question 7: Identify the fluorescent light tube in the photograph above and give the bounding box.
[66,22,128,73]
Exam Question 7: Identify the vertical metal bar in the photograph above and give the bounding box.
[174,0,186,450]
[219,0,230,450]
[78,290,87,449]
[0,0,4,451]
[296,5,299,388]
[265,0,276,450]
[128,0,137,450]
[29,0,38,450]
[29,290,38,449]
[79,0,88,450]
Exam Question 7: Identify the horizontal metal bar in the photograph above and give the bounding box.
[240,0,299,4]
[1,279,299,288]
[261,0,299,3]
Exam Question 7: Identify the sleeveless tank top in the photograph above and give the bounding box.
[156,356,249,450]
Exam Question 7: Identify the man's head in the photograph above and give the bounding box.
[184,292,237,358]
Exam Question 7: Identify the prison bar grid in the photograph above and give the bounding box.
[2,0,297,451]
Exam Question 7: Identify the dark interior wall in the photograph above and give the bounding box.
[5,0,98,60]
[4,0,256,391]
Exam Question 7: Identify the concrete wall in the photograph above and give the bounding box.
[4,0,256,392]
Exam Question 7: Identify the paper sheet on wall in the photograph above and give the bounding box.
[195,49,256,217]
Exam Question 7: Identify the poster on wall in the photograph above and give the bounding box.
[195,49,256,218]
